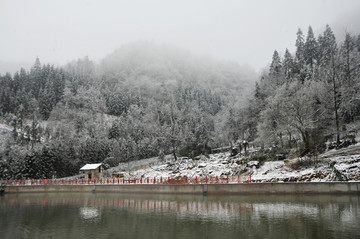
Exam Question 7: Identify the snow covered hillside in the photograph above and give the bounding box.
[106,144,360,182]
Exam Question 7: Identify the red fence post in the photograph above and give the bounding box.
[195,176,198,184]
[160,177,162,184]
[227,176,229,184]
[153,177,156,184]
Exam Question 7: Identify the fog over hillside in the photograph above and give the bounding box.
[0,42,258,179]
[1,0,360,74]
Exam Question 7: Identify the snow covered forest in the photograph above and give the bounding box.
[1,25,360,179]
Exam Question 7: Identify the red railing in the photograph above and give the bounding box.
[0,175,251,186]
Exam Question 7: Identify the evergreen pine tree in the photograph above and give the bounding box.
[108,122,121,139]
[269,50,282,76]
[283,49,294,79]
[52,69,65,103]
[294,28,307,81]
[12,72,21,94]
[341,32,356,84]
[269,50,284,86]
[19,68,30,93]
[30,57,42,99]
[339,32,360,122]
[304,26,318,69]
[39,81,56,120]
[295,28,305,64]
[318,25,337,66]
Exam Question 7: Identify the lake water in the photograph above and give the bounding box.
[0,192,359,239]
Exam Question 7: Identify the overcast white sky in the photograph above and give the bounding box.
[1,0,360,73]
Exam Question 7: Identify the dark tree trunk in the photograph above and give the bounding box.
[331,61,340,145]
[300,130,311,155]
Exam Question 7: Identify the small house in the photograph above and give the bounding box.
[80,163,104,180]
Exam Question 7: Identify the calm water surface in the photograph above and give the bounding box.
[0,192,359,239]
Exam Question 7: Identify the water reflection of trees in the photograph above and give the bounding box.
[0,197,254,215]
[0,194,359,239]
[2,195,358,224]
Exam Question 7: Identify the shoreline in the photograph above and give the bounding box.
[3,182,360,195]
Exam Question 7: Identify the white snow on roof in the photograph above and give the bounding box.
[80,163,102,170]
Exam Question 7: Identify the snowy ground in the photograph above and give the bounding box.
[107,144,360,182]
[3,119,358,183]
[0,122,12,132]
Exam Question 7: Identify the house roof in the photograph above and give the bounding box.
[80,163,103,170]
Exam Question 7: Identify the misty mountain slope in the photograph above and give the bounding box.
[94,43,257,160]
[99,42,255,98]
[0,43,257,180]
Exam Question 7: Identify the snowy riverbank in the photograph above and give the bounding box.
[107,144,360,183]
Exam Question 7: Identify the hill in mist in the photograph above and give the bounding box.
[0,42,257,179]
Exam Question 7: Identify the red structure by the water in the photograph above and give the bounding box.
[1,175,251,186]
